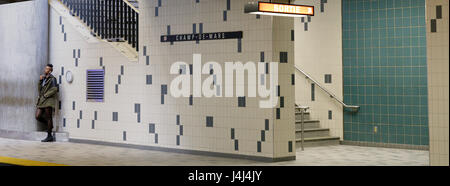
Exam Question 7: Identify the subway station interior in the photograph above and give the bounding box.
[0,0,448,166]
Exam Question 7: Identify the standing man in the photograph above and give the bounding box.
[35,64,59,142]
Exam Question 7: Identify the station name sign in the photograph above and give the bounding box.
[161,31,243,43]
[245,2,314,17]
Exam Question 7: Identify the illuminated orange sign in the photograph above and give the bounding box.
[258,2,314,16]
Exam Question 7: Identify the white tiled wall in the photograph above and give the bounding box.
[293,0,344,139]
[50,0,296,160]
[426,0,449,166]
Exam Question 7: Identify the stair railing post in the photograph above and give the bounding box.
[299,106,309,151]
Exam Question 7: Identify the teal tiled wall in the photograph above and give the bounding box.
[342,0,429,146]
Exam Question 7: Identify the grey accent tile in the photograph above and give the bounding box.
[199,23,203,34]
[64,33,67,41]
[234,140,239,151]
[277,85,281,97]
[431,19,436,32]
[161,95,164,104]
[265,119,269,130]
[161,85,167,95]
[73,49,76,58]
[123,131,126,141]
[79,110,82,119]
[143,46,147,56]
[311,83,315,101]
[291,74,295,85]
[176,115,180,125]
[92,120,95,129]
[237,38,241,53]
[176,135,180,145]
[75,58,78,67]
[223,11,227,21]
[94,111,97,120]
[115,84,118,94]
[328,110,333,120]
[288,141,293,152]
[260,52,265,62]
[78,49,81,58]
[305,22,308,31]
[231,128,235,139]
[146,56,150,65]
[155,7,158,17]
[118,75,121,84]
[280,52,288,63]
[137,113,141,123]
[61,66,64,75]
[206,116,213,127]
[59,16,62,25]
[146,75,152,85]
[238,96,246,107]
[167,25,171,35]
[72,101,75,110]
[280,96,284,108]
[276,108,280,119]
[113,112,118,121]
[265,63,269,74]
[291,30,294,41]
[226,0,230,10]
[325,74,332,84]
[99,57,103,66]
[436,5,442,19]
[77,119,80,128]
[63,118,66,127]
[180,125,183,136]
[149,123,155,133]
[193,23,196,34]
[189,64,193,75]
[135,103,140,113]
[257,141,261,152]
[261,130,265,142]
[189,95,193,105]
[120,65,124,75]
[155,133,158,144]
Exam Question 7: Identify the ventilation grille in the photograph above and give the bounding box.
[86,69,105,102]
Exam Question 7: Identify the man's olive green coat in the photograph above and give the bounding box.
[36,74,58,109]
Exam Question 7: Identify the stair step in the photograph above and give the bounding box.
[295,120,320,129]
[295,112,310,120]
[295,128,330,138]
[295,136,340,148]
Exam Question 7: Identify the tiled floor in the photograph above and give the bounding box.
[0,137,429,166]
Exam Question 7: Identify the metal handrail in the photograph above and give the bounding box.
[294,65,360,113]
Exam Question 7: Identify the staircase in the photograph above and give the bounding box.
[58,0,139,49]
[295,106,340,148]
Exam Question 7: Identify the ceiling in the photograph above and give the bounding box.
[0,0,31,5]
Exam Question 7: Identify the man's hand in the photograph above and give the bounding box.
[40,75,44,80]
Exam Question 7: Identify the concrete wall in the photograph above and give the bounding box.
[294,0,344,139]
[49,0,296,160]
[0,0,49,132]
[426,0,449,166]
